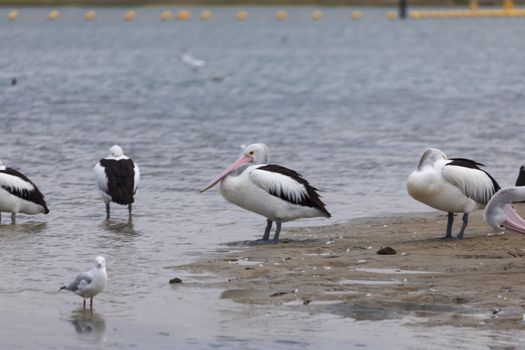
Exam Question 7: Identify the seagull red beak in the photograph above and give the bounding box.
[200,154,253,193]
[503,204,525,234]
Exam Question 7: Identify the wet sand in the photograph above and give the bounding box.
[178,205,525,330]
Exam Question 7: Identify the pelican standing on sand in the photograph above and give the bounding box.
[200,144,331,242]
[94,145,140,219]
[0,160,49,223]
[406,148,500,239]
[60,256,108,310]
[484,186,525,233]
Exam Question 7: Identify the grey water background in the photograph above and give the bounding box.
[1,7,525,349]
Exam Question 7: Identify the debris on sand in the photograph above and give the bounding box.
[169,277,183,284]
[377,247,396,255]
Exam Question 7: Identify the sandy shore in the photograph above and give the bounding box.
[176,206,525,330]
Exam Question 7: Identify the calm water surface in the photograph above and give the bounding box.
[1,7,525,349]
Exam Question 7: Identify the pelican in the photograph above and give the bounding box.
[200,144,331,242]
[484,187,525,233]
[60,256,108,310]
[94,145,140,219]
[0,160,49,223]
[406,148,500,239]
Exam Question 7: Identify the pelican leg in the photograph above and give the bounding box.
[128,203,132,217]
[441,212,454,240]
[106,203,110,220]
[456,213,469,239]
[83,299,86,309]
[10,213,15,224]
[0,212,2,223]
[262,220,272,240]
[272,222,282,242]
[90,298,93,310]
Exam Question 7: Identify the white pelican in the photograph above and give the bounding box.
[200,143,331,242]
[406,148,500,239]
[0,160,49,223]
[94,145,140,219]
[60,256,107,310]
[484,187,525,233]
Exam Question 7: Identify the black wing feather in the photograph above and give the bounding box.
[100,159,135,205]
[0,168,49,213]
[257,164,331,217]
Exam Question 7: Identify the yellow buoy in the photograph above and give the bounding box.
[409,11,420,19]
[160,10,173,21]
[48,10,60,20]
[310,10,322,20]
[124,10,136,21]
[236,11,248,20]
[7,10,18,20]
[386,11,396,20]
[469,0,478,11]
[176,10,190,21]
[200,10,212,20]
[352,11,363,20]
[84,10,96,20]
[275,10,288,20]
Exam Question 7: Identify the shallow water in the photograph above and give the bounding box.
[1,7,525,349]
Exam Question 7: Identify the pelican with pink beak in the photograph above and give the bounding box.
[484,186,525,234]
[200,143,331,242]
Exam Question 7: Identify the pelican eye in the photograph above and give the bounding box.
[248,151,254,156]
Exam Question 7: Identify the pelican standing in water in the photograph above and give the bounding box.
[200,144,331,242]
[484,186,525,233]
[406,148,500,239]
[60,256,108,310]
[94,145,140,219]
[0,160,49,223]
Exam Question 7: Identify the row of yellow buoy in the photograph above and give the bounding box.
[3,9,374,21]
[6,9,525,21]
[410,8,525,19]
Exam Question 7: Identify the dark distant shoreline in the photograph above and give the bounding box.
[0,0,504,7]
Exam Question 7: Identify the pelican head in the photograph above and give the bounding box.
[417,148,447,169]
[200,143,269,193]
[95,256,106,269]
[109,145,124,158]
[484,187,525,233]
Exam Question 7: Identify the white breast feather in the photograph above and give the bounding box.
[94,162,108,193]
[133,162,140,194]
[249,167,308,204]
[0,172,34,192]
[442,164,495,205]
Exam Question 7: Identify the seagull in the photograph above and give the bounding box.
[406,148,500,239]
[94,145,140,219]
[0,160,49,223]
[181,50,205,70]
[484,186,525,233]
[60,256,108,310]
[200,143,331,242]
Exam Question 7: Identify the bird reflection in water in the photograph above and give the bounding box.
[69,308,106,341]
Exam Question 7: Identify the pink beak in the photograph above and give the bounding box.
[503,204,525,234]
[200,154,253,193]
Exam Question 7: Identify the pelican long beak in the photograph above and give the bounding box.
[200,154,253,193]
[503,204,525,234]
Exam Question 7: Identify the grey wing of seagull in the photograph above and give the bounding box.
[64,272,92,292]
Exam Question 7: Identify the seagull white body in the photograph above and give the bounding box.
[94,145,140,219]
[201,144,330,242]
[0,161,49,223]
[181,52,205,68]
[60,256,107,310]
[407,148,500,239]
[484,187,525,233]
